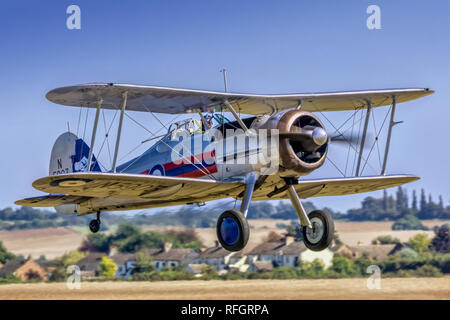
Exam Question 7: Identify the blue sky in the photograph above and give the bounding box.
[0,0,449,212]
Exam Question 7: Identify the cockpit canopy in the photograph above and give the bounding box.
[168,118,203,139]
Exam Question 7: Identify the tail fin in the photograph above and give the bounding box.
[49,132,101,176]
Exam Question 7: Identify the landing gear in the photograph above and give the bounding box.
[89,211,101,233]
[302,210,334,251]
[284,179,334,251]
[216,209,249,252]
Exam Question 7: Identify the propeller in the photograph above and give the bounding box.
[276,126,368,153]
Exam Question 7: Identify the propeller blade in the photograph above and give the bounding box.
[329,133,372,148]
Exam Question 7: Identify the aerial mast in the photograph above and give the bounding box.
[220,68,228,92]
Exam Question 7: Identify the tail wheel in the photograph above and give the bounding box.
[89,219,100,233]
[216,209,249,252]
[302,210,334,251]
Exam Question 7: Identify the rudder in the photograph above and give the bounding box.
[49,132,101,176]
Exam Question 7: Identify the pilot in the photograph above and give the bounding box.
[201,112,214,132]
[205,112,213,128]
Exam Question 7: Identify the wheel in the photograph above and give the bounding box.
[89,219,100,233]
[216,209,250,252]
[302,210,334,251]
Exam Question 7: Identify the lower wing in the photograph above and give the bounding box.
[17,173,418,214]
[252,174,419,200]
[15,194,91,207]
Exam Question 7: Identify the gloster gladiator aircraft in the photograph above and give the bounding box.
[16,83,434,252]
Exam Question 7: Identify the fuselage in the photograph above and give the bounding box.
[115,116,271,182]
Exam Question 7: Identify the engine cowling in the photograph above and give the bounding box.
[259,109,328,177]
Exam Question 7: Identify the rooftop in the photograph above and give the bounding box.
[248,240,307,256]
[152,248,196,261]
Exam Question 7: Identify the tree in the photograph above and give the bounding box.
[0,241,15,263]
[285,223,303,241]
[438,196,444,210]
[286,225,295,236]
[431,224,449,253]
[247,202,275,219]
[48,267,66,282]
[119,232,166,253]
[407,234,431,253]
[333,233,343,246]
[99,256,117,277]
[61,250,86,267]
[396,186,409,216]
[331,256,355,275]
[411,190,418,212]
[382,190,389,212]
[371,235,400,245]
[200,265,219,279]
[113,223,140,241]
[392,215,428,231]
[420,189,427,211]
[83,233,111,253]
[132,252,155,274]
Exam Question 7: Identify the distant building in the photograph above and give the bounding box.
[248,236,334,269]
[185,263,209,277]
[351,244,397,261]
[330,243,356,259]
[0,256,47,281]
[108,246,136,279]
[152,242,198,270]
[76,252,104,278]
[194,241,246,271]
[249,261,273,273]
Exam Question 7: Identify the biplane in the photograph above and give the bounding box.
[16,83,434,252]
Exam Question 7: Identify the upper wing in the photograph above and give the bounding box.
[252,175,420,200]
[31,172,244,202]
[46,83,434,115]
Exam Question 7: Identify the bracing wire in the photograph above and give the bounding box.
[121,111,217,181]
[311,101,379,175]
[76,105,83,137]
[360,105,391,175]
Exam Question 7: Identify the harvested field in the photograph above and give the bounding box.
[0,227,84,259]
[0,277,448,300]
[1,220,448,259]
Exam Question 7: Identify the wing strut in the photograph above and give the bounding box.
[223,99,249,132]
[239,172,258,217]
[285,182,312,228]
[112,91,128,173]
[87,99,102,171]
[381,96,400,175]
[355,101,372,176]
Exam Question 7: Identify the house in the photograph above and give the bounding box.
[351,244,397,261]
[0,256,47,281]
[76,252,105,278]
[248,236,334,269]
[194,242,247,271]
[152,242,198,270]
[249,261,273,273]
[330,243,356,259]
[185,263,209,277]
